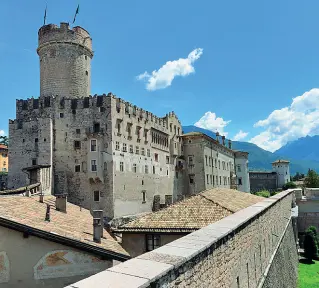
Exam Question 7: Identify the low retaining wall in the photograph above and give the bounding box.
[66,190,298,288]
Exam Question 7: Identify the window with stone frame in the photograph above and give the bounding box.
[142,190,146,203]
[91,160,97,172]
[129,145,134,153]
[91,139,97,152]
[93,191,100,202]
[120,162,124,172]
[219,176,222,185]
[237,164,241,172]
[75,165,81,172]
[74,140,81,150]
[115,141,120,150]
[141,148,145,156]
[136,146,140,154]
[122,143,127,152]
[206,174,209,184]
[166,156,170,164]
[238,177,242,185]
[153,166,155,174]
[188,155,194,165]
[132,163,137,173]
[145,165,149,174]
[146,234,161,251]
[147,149,150,157]
[154,153,159,162]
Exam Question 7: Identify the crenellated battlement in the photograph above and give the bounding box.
[38,22,92,52]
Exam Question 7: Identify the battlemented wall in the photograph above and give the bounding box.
[66,190,298,288]
[9,92,185,219]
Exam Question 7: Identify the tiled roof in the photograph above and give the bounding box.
[115,188,263,233]
[0,144,8,150]
[0,195,129,259]
[272,159,290,164]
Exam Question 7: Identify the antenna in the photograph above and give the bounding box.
[43,4,47,25]
[73,4,80,24]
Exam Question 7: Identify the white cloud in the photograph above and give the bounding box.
[137,48,203,91]
[250,88,319,152]
[0,130,5,136]
[233,130,249,141]
[194,111,231,137]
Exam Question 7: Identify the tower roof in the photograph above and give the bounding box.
[271,159,290,164]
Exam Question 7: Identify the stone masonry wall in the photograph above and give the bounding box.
[66,190,298,288]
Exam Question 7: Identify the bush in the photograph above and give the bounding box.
[255,190,270,198]
[304,226,319,261]
[282,181,297,190]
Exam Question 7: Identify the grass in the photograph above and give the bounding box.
[299,259,319,288]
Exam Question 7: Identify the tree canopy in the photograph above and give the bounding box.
[304,169,319,188]
[0,136,8,147]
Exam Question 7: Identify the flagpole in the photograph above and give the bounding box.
[44,5,47,25]
[73,4,80,24]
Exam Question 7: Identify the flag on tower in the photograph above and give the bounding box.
[44,5,47,25]
[73,4,80,24]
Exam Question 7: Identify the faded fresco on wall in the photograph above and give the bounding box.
[33,250,109,280]
[0,251,10,283]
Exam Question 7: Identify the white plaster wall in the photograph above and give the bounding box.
[272,163,290,187]
[0,225,111,288]
[235,156,250,193]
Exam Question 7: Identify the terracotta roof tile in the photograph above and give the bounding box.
[0,195,129,258]
[116,188,263,233]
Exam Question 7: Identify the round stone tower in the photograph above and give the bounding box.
[37,22,93,98]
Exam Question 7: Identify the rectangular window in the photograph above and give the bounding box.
[206,174,209,184]
[74,141,81,149]
[238,177,242,185]
[32,159,37,166]
[133,163,137,173]
[188,155,194,165]
[166,156,170,164]
[205,155,208,166]
[136,146,139,154]
[122,143,127,152]
[189,175,194,184]
[93,123,100,133]
[115,141,120,150]
[93,191,100,202]
[91,160,97,172]
[147,149,150,157]
[145,165,149,174]
[209,157,211,167]
[237,164,241,172]
[120,162,124,172]
[146,235,161,251]
[220,176,222,185]
[153,166,155,174]
[76,129,81,134]
[227,163,229,170]
[129,145,133,153]
[154,153,158,162]
[60,112,64,118]
[75,165,81,172]
[210,175,212,184]
[218,160,220,169]
[176,171,178,178]
[142,190,146,203]
[91,139,97,152]
[141,148,145,156]
[215,159,217,168]
[213,176,215,186]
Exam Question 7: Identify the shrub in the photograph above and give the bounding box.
[255,190,270,198]
[282,181,297,190]
[304,230,318,261]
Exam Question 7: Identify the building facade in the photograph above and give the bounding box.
[8,22,251,221]
[234,151,250,193]
[0,144,8,172]
[272,159,290,188]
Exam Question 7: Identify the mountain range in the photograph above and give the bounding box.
[182,125,319,175]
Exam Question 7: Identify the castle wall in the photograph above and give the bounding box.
[249,172,278,193]
[110,97,183,218]
[66,190,298,288]
[182,135,235,195]
[8,117,53,190]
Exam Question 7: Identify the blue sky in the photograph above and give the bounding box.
[1,0,319,152]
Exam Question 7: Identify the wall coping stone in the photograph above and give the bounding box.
[65,189,295,288]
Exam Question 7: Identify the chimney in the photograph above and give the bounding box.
[222,136,226,146]
[93,210,104,242]
[39,192,44,203]
[228,140,232,149]
[56,194,67,213]
[45,204,50,222]
[216,132,220,143]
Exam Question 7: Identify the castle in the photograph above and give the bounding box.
[8,22,251,219]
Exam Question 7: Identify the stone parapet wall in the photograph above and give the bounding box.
[66,189,298,288]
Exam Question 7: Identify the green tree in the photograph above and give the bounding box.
[0,136,8,146]
[304,170,319,188]
[282,181,297,190]
[304,227,319,261]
